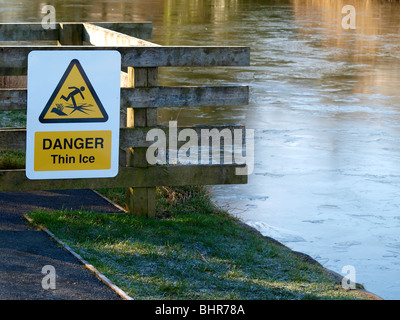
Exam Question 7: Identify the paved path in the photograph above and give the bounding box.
[0,189,124,300]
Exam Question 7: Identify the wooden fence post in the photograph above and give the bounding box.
[59,23,83,45]
[125,67,158,217]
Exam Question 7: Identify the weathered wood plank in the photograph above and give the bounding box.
[0,89,26,109]
[0,125,245,151]
[121,86,249,108]
[83,23,158,47]
[91,22,152,39]
[120,125,246,149]
[0,165,247,191]
[0,22,152,41]
[0,86,249,111]
[0,46,250,75]
[0,23,59,41]
[0,128,25,151]
[0,76,27,88]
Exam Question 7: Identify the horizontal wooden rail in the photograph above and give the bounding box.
[0,125,246,151]
[0,86,249,111]
[0,165,247,191]
[0,23,59,42]
[0,127,25,150]
[89,22,152,39]
[120,86,249,108]
[119,125,247,149]
[0,46,250,75]
[0,22,152,41]
[0,88,25,110]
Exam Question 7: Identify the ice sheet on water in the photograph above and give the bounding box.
[385,242,400,251]
[244,220,306,243]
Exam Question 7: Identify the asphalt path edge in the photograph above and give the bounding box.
[24,214,133,301]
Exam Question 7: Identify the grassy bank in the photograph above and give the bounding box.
[27,186,371,300]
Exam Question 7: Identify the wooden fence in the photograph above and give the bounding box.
[0,22,250,217]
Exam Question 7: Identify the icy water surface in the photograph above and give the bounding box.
[1,0,400,299]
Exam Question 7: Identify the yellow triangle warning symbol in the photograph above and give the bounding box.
[39,59,108,123]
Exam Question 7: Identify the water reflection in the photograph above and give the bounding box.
[1,0,400,299]
[292,0,400,98]
[0,0,164,24]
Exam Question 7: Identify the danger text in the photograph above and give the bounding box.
[42,137,104,150]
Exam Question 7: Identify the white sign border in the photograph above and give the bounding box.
[26,50,121,180]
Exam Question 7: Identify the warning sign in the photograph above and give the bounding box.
[26,51,121,180]
[34,130,112,171]
[39,59,108,123]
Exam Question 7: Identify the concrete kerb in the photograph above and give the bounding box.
[91,189,128,213]
[24,214,133,301]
